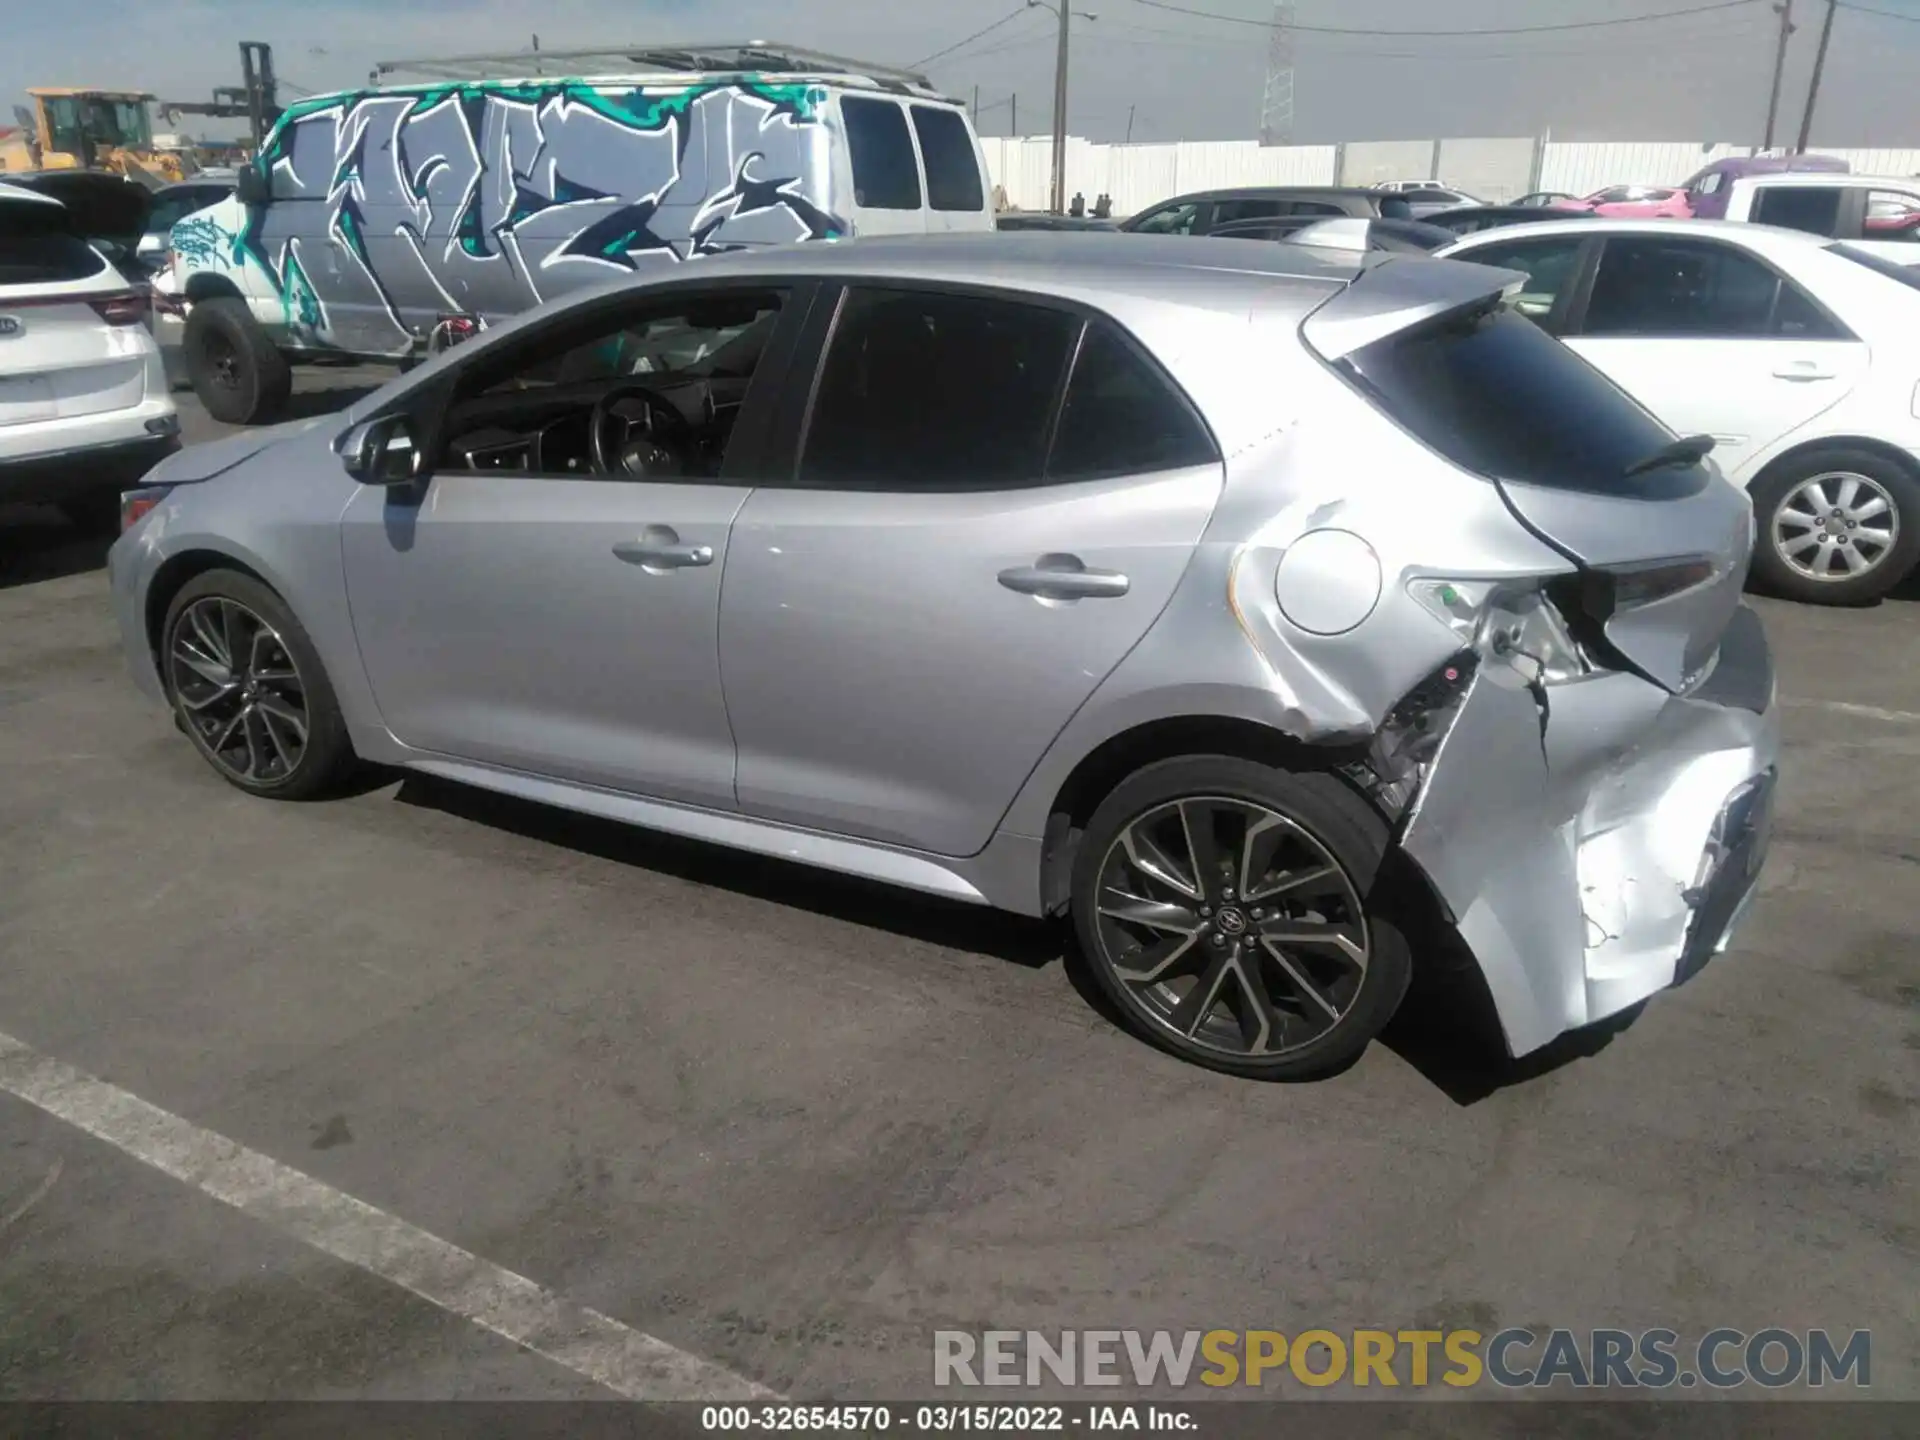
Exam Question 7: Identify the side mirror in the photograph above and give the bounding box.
[337,416,424,485]
[236,165,270,207]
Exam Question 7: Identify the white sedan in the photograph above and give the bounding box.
[0,181,180,531]
[1438,218,1920,604]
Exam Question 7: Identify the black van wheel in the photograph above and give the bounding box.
[184,297,293,426]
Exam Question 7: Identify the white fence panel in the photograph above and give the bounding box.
[1539,142,1750,194]
[1826,148,1920,177]
[982,137,1920,217]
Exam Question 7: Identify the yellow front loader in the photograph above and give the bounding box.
[0,89,191,186]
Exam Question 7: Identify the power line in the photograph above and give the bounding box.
[931,19,1057,67]
[1127,0,1766,35]
[913,6,1032,67]
[1836,0,1920,19]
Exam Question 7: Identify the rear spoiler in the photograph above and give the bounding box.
[1300,255,1528,361]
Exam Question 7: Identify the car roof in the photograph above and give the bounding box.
[1440,215,1833,256]
[687,230,1376,299]
[1738,172,1919,190]
[1148,186,1393,206]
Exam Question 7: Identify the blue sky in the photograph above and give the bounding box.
[7,0,1920,146]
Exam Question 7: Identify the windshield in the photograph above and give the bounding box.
[1826,242,1920,292]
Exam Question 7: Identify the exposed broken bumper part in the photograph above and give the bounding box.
[1396,604,1779,1058]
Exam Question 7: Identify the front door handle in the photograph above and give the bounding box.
[613,529,714,570]
[998,555,1131,601]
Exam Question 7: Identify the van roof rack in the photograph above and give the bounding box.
[368,41,937,94]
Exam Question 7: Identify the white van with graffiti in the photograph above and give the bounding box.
[164,44,994,424]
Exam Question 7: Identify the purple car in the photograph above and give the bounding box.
[1683,153,1850,219]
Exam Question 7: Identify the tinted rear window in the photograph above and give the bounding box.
[1340,303,1703,497]
[1827,242,1920,291]
[909,105,984,212]
[842,96,921,211]
[0,224,108,285]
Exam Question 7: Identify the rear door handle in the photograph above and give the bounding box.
[1772,361,1837,380]
[613,536,714,569]
[998,555,1130,600]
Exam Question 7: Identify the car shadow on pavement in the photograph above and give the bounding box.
[391,773,1065,970]
[277,384,382,423]
[1382,948,1646,1106]
[0,507,112,590]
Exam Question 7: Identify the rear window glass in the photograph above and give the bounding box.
[1338,303,1705,498]
[842,96,921,211]
[1827,242,1920,291]
[0,226,108,285]
[909,105,984,212]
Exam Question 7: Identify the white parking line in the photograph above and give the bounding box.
[0,1029,778,1403]
[1783,698,1920,725]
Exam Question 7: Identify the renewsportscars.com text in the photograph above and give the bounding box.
[933,1328,1871,1391]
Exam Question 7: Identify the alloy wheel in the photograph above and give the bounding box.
[169,597,310,784]
[1771,471,1899,583]
[1091,796,1370,1060]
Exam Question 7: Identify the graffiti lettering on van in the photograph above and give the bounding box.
[220,81,844,355]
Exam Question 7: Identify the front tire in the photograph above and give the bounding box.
[1748,447,1920,605]
[183,297,292,426]
[1071,757,1411,1080]
[161,569,356,800]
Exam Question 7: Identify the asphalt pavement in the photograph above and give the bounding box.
[0,371,1916,1405]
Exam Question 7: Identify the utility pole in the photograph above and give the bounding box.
[1125,104,1135,144]
[972,85,979,122]
[1049,1,1071,212]
[1796,0,1838,153]
[1011,93,1017,137]
[1762,0,1796,151]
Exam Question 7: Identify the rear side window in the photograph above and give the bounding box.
[0,222,108,284]
[1752,185,1843,237]
[842,96,921,211]
[1827,241,1920,290]
[1376,195,1413,219]
[1581,237,1842,339]
[909,106,983,212]
[1214,199,1285,224]
[1340,304,1698,498]
[801,287,1078,490]
[1050,322,1217,480]
[1864,189,1920,243]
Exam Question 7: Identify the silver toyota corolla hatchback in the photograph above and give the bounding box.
[108,233,1779,1079]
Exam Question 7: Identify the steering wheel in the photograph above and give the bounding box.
[589,383,694,478]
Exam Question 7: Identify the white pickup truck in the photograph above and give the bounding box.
[1723,172,1920,264]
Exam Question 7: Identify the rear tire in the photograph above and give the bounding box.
[161,569,356,800]
[184,297,292,427]
[1071,756,1412,1080]
[1748,446,1920,605]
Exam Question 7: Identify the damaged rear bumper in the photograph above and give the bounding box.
[1394,604,1779,1057]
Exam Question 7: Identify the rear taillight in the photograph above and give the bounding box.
[120,485,173,533]
[90,290,150,326]
[1406,577,1594,685]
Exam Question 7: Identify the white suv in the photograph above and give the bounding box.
[0,182,179,530]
